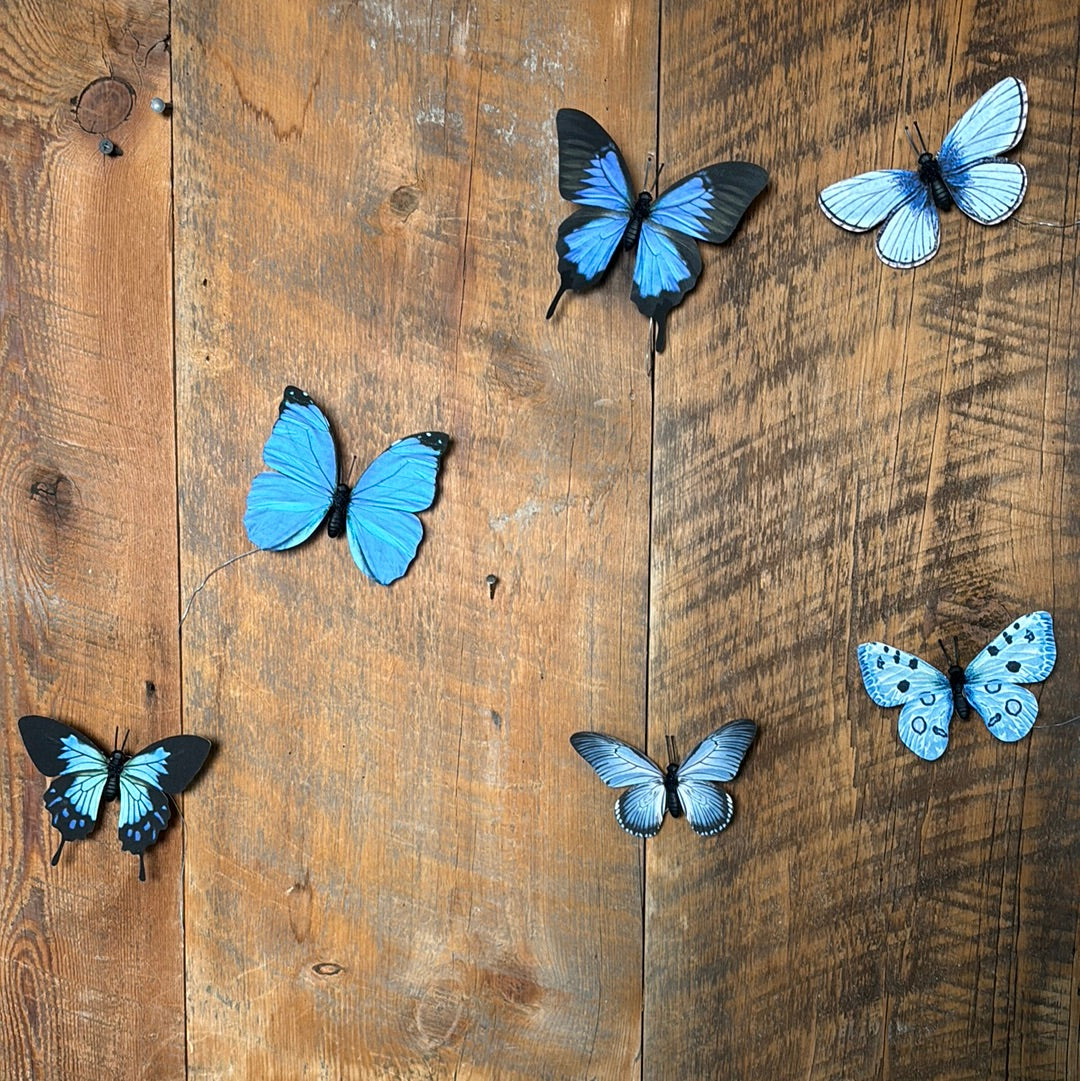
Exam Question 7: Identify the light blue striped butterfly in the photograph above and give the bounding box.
[857,610,1056,760]
[244,387,449,585]
[818,77,1028,268]
[570,720,757,837]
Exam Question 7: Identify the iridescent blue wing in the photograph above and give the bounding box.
[570,731,667,838]
[963,611,1056,743]
[118,737,211,878]
[18,715,109,846]
[648,163,768,243]
[244,386,338,551]
[819,169,939,269]
[630,163,767,353]
[857,642,953,760]
[938,78,1028,225]
[345,431,449,585]
[547,109,634,318]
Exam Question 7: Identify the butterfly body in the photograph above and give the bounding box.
[857,611,1056,760]
[547,108,767,352]
[917,152,953,211]
[570,720,757,838]
[19,715,211,880]
[818,77,1028,268]
[244,386,449,585]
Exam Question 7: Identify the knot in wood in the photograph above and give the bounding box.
[75,77,134,134]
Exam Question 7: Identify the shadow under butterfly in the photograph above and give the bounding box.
[857,610,1056,760]
[18,715,211,881]
[570,719,758,837]
[546,108,768,353]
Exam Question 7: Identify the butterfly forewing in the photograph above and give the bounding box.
[937,77,1028,172]
[648,163,768,243]
[555,109,634,210]
[569,732,663,788]
[677,719,758,782]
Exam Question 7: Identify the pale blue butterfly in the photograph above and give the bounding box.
[819,77,1028,268]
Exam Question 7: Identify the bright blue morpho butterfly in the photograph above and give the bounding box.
[243,386,449,586]
[570,719,758,837]
[857,610,1056,761]
[818,77,1028,268]
[18,715,211,881]
[545,108,768,353]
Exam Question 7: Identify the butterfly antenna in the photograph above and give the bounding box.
[666,733,679,766]
[903,125,920,157]
[119,729,130,755]
[113,726,120,752]
[344,454,358,486]
[912,120,929,153]
[179,548,262,628]
[50,837,65,867]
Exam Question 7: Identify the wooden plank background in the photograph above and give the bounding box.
[1,0,1076,1079]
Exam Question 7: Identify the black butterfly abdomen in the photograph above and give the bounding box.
[326,483,352,539]
[918,153,953,211]
[623,191,654,250]
[947,664,970,720]
[664,763,683,819]
[103,751,126,802]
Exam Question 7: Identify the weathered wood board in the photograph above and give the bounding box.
[0,0,1075,1078]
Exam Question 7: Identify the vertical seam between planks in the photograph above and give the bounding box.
[162,2,191,1076]
[641,3,664,1077]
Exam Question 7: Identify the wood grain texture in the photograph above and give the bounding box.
[173,0,654,1076]
[0,1,183,1078]
[648,1,1079,1079]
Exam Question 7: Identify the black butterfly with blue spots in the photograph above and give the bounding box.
[19,715,211,881]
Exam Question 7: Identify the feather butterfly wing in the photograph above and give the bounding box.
[937,77,1028,224]
[962,610,1055,743]
[244,386,338,551]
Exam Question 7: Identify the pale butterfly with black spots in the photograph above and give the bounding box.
[570,720,757,837]
[857,610,1056,760]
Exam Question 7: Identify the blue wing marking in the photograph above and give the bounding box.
[649,163,768,242]
[574,149,635,211]
[947,161,1027,224]
[633,220,698,301]
[555,109,634,210]
[346,431,448,585]
[570,732,662,788]
[244,387,337,551]
[556,208,629,286]
[874,191,940,268]
[938,77,1028,172]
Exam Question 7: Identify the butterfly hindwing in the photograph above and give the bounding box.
[630,220,702,352]
[244,386,338,551]
[346,431,449,585]
[614,782,668,838]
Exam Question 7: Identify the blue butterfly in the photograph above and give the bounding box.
[18,715,211,881]
[857,610,1056,761]
[570,720,757,837]
[244,386,449,586]
[818,77,1028,268]
[545,108,768,353]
